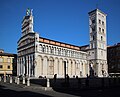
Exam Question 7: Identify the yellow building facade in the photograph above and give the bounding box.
[0,49,17,76]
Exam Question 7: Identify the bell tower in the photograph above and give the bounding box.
[88,9,108,77]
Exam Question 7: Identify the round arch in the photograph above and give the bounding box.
[54,57,59,75]
[59,58,64,76]
[48,57,54,75]
[68,59,72,76]
[36,55,43,77]
[42,56,48,77]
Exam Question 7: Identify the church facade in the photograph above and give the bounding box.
[17,8,108,78]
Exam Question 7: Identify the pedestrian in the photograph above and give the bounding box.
[66,74,69,86]
[54,74,57,82]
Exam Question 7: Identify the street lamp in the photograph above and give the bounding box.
[64,61,66,82]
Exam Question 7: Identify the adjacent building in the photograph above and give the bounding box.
[17,8,108,78]
[0,49,17,76]
[107,43,120,77]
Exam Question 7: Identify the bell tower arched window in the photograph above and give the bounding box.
[101,36,103,41]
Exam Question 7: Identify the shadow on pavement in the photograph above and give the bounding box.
[30,78,120,97]
[0,85,52,97]
[52,86,120,97]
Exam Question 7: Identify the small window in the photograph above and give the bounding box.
[92,19,95,23]
[7,58,11,63]
[91,43,93,48]
[36,45,37,51]
[101,36,103,41]
[50,48,54,54]
[65,50,68,56]
[43,47,45,53]
[99,27,101,32]
[8,66,10,69]
[92,27,95,31]
[99,19,101,24]
[98,13,101,16]
[101,51,103,56]
[102,21,104,25]
[89,52,90,55]
[0,65,3,68]
[76,63,79,69]
[93,35,95,40]
[102,29,104,33]
[58,49,61,55]
[0,58,3,62]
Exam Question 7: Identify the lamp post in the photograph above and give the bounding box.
[64,61,66,83]
[4,66,6,82]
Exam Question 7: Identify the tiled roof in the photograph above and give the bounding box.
[39,37,81,51]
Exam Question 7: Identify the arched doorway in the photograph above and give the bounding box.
[48,57,54,75]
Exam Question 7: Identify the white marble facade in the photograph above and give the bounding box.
[17,8,108,78]
[17,32,88,78]
[34,35,88,78]
[88,9,108,77]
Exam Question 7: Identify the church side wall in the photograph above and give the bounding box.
[34,42,88,78]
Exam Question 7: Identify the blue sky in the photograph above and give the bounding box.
[0,0,120,54]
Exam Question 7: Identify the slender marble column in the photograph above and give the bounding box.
[17,77,20,84]
[47,78,50,87]
[23,57,25,76]
[0,76,1,81]
[27,78,30,86]
[41,59,43,75]
[10,76,12,83]
[17,59,20,76]
[26,56,28,76]
[28,56,31,77]
[23,76,25,84]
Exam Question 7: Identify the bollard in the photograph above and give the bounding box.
[27,78,30,86]
[23,77,25,84]
[0,76,1,81]
[10,76,12,83]
[4,76,6,82]
[17,77,20,84]
[15,77,17,83]
[47,78,50,87]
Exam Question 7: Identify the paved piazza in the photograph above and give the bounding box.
[0,81,120,97]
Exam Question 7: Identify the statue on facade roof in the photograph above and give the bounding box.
[26,8,33,16]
